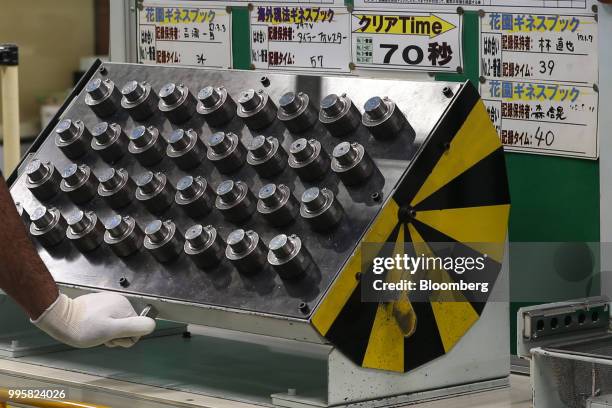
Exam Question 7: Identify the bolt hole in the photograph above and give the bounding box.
[578,313,586,324]
[298,302,310,314]
[550,317,558,329]
[119,277,129,287]
[536,319,545,331]
[564,315,572,326]
[592,311,599,322]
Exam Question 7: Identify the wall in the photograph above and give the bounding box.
[0,0,95,138]
[600,4,612,299]
[442,12,601,354]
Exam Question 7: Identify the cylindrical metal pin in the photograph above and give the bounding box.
[121,80,159,121]
[85,77,121,117]
[236,88,277,130]
[166,128,206,170]
[257,183,298,227]
[300,187,344,231]
[184,224,225,269]
[104,215,144,257]
[197,85,236,126]
[66,210,104,252]
[25,159,61,201]
[206,132,246,174]
[158,82,197,124]
[29,206,67,247]
[330,141,375,186]
[288,138,330,181]
[277,91,317,133]
[318,93,361,137]
[225,229,268,274]
[215,180,256,223]
[267,233,312,279]
[97,167,136,209]
[362,96,409,140]
[144,219,183,263]
[128,125,166,166]
[60,163,97,204]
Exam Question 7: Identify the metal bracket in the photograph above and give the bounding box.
[517,296,611,359]
[522,296,610,341]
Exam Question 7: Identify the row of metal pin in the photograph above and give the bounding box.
[83,76,411,140]
[23,204,313,281]
[24,156,346,232]
[54,114,377,189]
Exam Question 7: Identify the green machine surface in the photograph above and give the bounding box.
[438,12,601,354]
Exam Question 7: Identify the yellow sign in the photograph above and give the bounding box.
[353,14,456,38]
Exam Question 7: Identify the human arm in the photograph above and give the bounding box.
[0,174,155,347]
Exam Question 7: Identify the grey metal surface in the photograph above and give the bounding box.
[12,330,330,407]
[271,379,509,408]
[532,349,612,408]
[9,62,458,322]
[600,4,612,302]
[588,396,612,408]
[60,284,324,343]
[545,335,612,360]
[326,302,510,406]
[511,355,530,375]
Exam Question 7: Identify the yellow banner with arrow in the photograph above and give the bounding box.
[353,14,457,38]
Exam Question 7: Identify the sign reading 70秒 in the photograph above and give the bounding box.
[351,11,463,72]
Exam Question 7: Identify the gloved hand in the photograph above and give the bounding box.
[32,292,156,348]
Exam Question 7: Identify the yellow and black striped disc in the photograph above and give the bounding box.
[311,82,510,373]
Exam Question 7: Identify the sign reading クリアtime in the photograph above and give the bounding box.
[351,11,463,72]
[354,14,457,37]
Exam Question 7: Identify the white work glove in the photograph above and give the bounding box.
[32,293,156,348]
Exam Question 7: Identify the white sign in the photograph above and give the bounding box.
[480,12,598,159]
[480,13,597,84]
[481,80,598,159]
[352,0,596,14]
[351,11,462,72]
[250,6,351,73]
[138,2,232,69]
